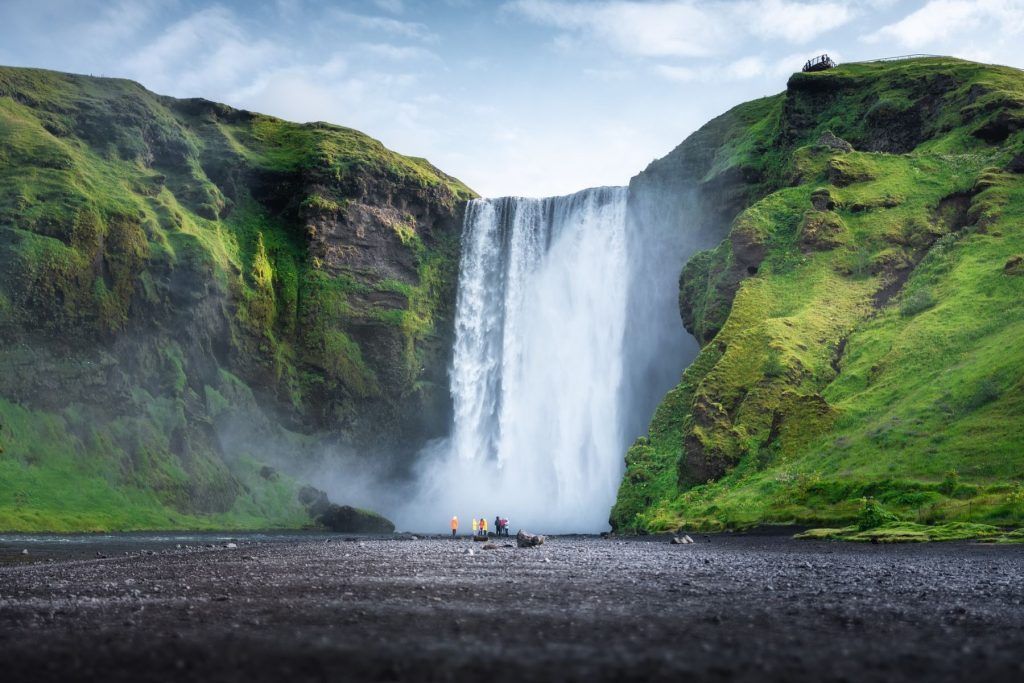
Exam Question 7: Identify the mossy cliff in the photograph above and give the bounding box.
[0,66,474,531]
[613,57,1024,533]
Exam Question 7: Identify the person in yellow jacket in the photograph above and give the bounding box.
[450,515,459,538]
[480,516,488,537]
[471,518,478,536]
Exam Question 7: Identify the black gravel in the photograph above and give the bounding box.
[1,533,1022,682]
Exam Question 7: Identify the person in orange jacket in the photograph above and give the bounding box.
[450,515,459,538]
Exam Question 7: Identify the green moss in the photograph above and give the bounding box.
[616,57,1024,537]
[797,521,1006,543]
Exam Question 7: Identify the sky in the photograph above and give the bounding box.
[2,0,1023,197]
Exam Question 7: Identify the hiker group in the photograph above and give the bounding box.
[449,515,510,538]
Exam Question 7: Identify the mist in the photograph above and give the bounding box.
[380,184,697,534]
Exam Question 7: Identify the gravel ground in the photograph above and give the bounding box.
[1,533,1023,682]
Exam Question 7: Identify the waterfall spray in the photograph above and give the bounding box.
[396,184,692,533]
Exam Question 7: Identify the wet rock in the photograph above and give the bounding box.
[21,549,28,555]
[482,543,497,550]
[225,543,237,549]
[516,530,545,548]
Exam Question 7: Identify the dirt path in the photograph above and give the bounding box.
[1,534,1022,682]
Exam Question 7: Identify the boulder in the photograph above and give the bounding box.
[817,130,853,153]
[1005,255,1024,276]
[810,187,835,211]
[516,530,545,548]
[318,504,395,534]
[298,485,331,518]
[799,210,847,251]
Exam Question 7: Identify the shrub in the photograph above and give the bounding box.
[900,288,936,317]
[857,497,899,530]
[762,348,787,378]
[1006,484,1024,512]
[938,469,960,495]
[963,378,1000,412]
[849,246,873,278]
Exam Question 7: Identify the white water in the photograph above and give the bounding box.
[398,186,670,532]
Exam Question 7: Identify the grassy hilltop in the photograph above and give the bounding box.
[613,57,1024,538]
[0,66,473,531]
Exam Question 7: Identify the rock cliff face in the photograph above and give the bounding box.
[613,57,1024,532]
[0,66,474,530]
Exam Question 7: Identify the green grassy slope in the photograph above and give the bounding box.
[0,66,474,531]
[613,57,1024,534]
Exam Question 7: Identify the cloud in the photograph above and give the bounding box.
[654,55,766,83]
[507,0,856,57]
[355,42,440,61]
[373,0,406,13]
[330,9,437,41]
[865,0,1024,49]
[741,0,854,43]
[508,0,729,57]
[123,7,284,96]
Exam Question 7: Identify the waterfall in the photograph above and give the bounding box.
[398,185,689,533]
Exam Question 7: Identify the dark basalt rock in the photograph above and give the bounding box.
[318,504,395,534]
[298,486,331,518]
[816,130,853,153]
[516,530,545,548]
[811,187,836,211]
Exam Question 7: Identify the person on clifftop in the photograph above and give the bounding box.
[472,518,478,536]
[450,515,459,538]
[480,516,488,538]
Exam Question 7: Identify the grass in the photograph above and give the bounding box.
[613,57,1024,539]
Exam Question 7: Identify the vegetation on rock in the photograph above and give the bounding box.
[613,57,1024,538]
[0,66,474,531]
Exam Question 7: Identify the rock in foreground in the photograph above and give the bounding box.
[516,530,545,548]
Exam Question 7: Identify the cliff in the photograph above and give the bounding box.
[0,66,474,531]
[613,57,1024,533]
